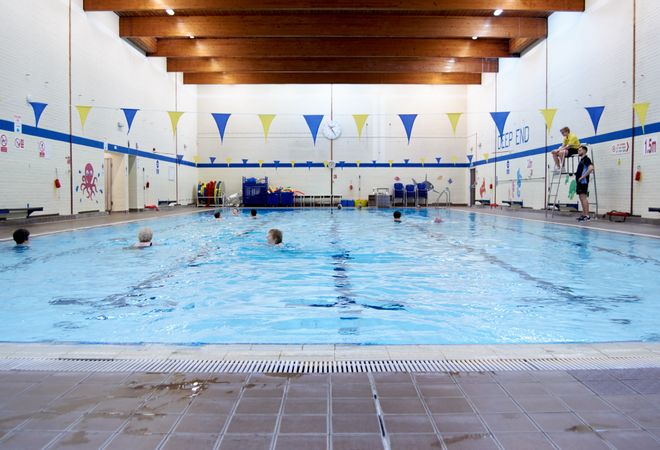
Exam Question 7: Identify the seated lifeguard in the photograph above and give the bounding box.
[133,227,153,248]
[551,126,580,172]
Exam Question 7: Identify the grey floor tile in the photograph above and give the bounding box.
[187,397,236,415]
[332,434,383,450]
[375,383,418,398]
[48,431,113,450]
[275,434,328,450]
[330,373,371,384]
[542,382,594,396]
[532,371,576,382]
[174,413,228,433]
[530,412,588,432]
[288,374,330,385]
[379,397,427,414]
[453,373,495,384]
[414,373,455,384]
[599,430,660,450]
[138,395,192,415]
[383,415,435,434]
[425,397,474,414]
[442,432,500,449]
[97,432,167,450]
[219,434,272,450]
[578,411,640,431]
[332,398,376,414]
[332,414,381,434]
[235,397,282,414]
[418,383,464,397]
[623,379,660,395]
[71,412,130,432]
[480,413,539,432]
[501,382,550,397]
[284,398,328,415]
[547,431,612,450]
[332,383,373,398]
[460,383,508,397]
[389,433,443,450]
[623,408,660,429]
[372,373,412,383]
[226,414,278,434]
[279,414,327,434]
[583,380,637,396]
[493,372,537,382]
[20,410,85,431]
[161,432,218,450]
[434,414,487,433]
[287,384,329,398]
[470,396,522,414]
[494,431,556,450]
[558,394,615,412]
[91,397,144,415]
[122,413,180,435]
[0,430,60,450]
[515,395,569,413]
[241,384,285,399]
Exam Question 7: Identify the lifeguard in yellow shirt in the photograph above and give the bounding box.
[551,126,580,172]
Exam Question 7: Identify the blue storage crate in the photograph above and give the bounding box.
[280,191,294,206]
[242,176,268,206]
[267,192,280,206]
[340,199,354,207]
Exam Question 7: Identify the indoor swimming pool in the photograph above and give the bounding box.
[1,208,659,345]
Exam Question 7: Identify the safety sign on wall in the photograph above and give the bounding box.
[610,141,630,154]
[14,137,24,149]
[14,115,22,134]
[644,137,656,156]
[38,140,47,158]
[0,134,7,153]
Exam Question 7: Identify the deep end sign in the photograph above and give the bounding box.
[497,126,530,150]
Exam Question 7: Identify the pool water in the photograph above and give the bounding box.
[1,209,659,345]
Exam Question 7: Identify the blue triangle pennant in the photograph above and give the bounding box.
[28,102,48,128]
[242,159,248,166]
[585,106,605,134]
[211,113,231,143]
[404,158,409,165]
[209,156,216,164]
[121,108,139,134]
[489,111,510,137]
[306,161,313,170]
[372,160,377,166]
[435,157,442,165]
[467,155,474,164]
[398,114,418,144]
[303,115,324,145]
[339,161,345,170]
[274,160,280,170]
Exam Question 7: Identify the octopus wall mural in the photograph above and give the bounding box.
[76,163,102,203]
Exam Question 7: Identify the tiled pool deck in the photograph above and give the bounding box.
[2,207,660,448]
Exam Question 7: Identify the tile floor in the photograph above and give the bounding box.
[1,369,659,449]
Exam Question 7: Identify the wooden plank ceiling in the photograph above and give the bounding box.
[83,0,584,85]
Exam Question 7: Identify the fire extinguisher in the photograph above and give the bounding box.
[635,166,642,182]
[54,169,61,189]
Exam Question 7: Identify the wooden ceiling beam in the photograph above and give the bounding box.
[152,38,512,58]
[120,15,546,39]
[167,57,498,73]
[183,72,482,84]
[84,0,584,13]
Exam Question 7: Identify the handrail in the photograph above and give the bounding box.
[436,187,450,207]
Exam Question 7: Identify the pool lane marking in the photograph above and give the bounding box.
[0,209,205,242]
[453,208,660,240]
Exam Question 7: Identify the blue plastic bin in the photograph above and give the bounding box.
[340,199,355,207]
[280,192,294,207]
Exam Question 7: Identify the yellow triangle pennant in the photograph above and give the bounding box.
[450,155,457,164]
[324,160,329,168]
[483,153,489,162]
[446,113,462,135]
[290,160,295,168]
[75,105,93,131]
[258,114,276,141]
[225,157,231,167]
[539,108,558,134]
[258,159,264,168]
[388,159,393,168]
[633,102,650,133]
[352,114,369,139]
[355,160,361,168]
[420,158,425,167]
[192,155,200,165]
[167,111,184,137]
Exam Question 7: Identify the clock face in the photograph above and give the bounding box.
[322,120,342,140]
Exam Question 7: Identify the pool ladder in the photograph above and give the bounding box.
[435,187,451,207]
[546,150,598,218]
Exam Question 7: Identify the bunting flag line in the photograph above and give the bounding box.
[290,160,295,168]
[388,160,393,167]
[539,108,557,134]
[483,153,489,162]
[258,114,276,141]
[192,155,200,165]
[225,157,231,167]
[356,160,361,168]
[323,160,329,168]
[167,111,184,137]
[209,156,216,164]
[339,161,345,170]
[446,113,462,135]
[372,160,377,166]
[420,158,425,167]
[633,102,650,133]
[258,159,264,168]
[211,113,231,143]
[306,161,313,170]
[584,106,605,134]
[450,155,458,164]
[75,105,93,131]
[29,101,48,128]
[242,159,248,166]
[404,159,409,165]
[352,114,369,139]
[398,114,417,144]
[121,108,139,134]
[467,155,474,165]
[435,157,442,165]
[303,115,324,145]
[176,154,184,163]
[273,160,280,170]
[489,111,510,137]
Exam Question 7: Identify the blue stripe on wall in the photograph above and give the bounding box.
[1,117,659,168]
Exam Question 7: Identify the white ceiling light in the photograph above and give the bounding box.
[494,9,503,16]
[165,8,175,15]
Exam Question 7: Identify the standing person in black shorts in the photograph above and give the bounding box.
[575,145,594,222]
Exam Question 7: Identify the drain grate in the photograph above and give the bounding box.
[1,356,659,373]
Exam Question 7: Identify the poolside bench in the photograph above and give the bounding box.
[0,207,44,220]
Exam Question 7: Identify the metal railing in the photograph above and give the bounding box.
[435,187,451,207]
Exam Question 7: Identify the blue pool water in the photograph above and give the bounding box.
[1,209,659,345]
